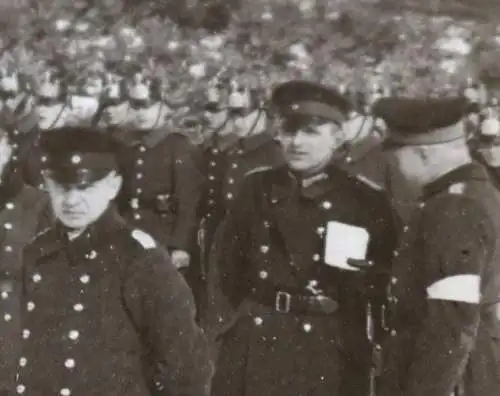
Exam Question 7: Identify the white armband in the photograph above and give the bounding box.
[426,274,480,304]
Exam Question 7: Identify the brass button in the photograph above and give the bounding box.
[321,201,332,210]
[64,359,75,369]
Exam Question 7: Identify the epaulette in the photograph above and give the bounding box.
[244,166,274,177]
[354,174,384,191]
[448,182,466,195]
[131,229,157,249]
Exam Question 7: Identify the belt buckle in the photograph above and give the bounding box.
[275,291,291,313]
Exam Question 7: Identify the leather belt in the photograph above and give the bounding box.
[249,283,339,315]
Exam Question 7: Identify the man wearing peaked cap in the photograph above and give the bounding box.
[271,80,352,125]
[372,97,470,146]
[196,75,283,336]
[373,97,500,396]
[16,126,213,396]
[209,80,397,396]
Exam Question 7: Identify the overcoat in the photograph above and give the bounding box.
[378,163,500,396]
[210,164,397,396]
[0,167,50,394]
[115,127,204,253]
[196,130,284,324]
[16,208,213,396]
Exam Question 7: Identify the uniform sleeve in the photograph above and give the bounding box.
[401,197,492,396]
[123,249,214,396]
[170,135,205,251]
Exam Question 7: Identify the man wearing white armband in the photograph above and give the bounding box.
[373,97,500,396]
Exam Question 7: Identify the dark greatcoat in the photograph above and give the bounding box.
[378,163,500,396]
[195,130,284,327]
[0,165,51,395]
[115,127,204,253]
[210,164,397,396]
[197,130,284,249]
[16,208,213,396]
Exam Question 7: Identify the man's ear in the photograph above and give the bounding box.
[416,146,430,161]
[106,171,123,200]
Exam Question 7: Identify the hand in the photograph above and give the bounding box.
[171,250,190,269]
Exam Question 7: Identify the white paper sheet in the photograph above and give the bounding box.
[324,221,370,271]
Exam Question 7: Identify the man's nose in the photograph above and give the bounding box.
[63,188,81,205]
[290,130,307,145]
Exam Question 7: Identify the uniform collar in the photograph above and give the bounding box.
[270,163,342,202]
[31,206,125,262]
[422,162,489,201]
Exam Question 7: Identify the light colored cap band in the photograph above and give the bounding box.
[388,121,466,145]
[283,101,347,124]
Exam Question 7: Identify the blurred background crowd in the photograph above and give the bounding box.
[0,0,500,110]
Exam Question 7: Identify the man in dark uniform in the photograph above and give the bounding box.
[0,120,51,396]
[113,71,203,271]
[197,79,284,329]
[15,126,213,396]
[373,97,500,396]
[22,61,71,189]
[209,81,397,396]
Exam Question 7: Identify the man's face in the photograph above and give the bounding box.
[278,117,345,173]
[37,103,66,130]
[103,102,129,126]
[44,171,122,230]
[132,103,166,130]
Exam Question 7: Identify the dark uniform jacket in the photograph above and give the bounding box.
[196,130,283,328]
[210,164,397,396]
[0,165,50,394]
[197,130,283,243]
[378,162,500,396]
[115,127,204,253]
[16,208,213,396]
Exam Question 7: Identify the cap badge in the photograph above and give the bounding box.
[71,154,82,164]
[291,103,299,111]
